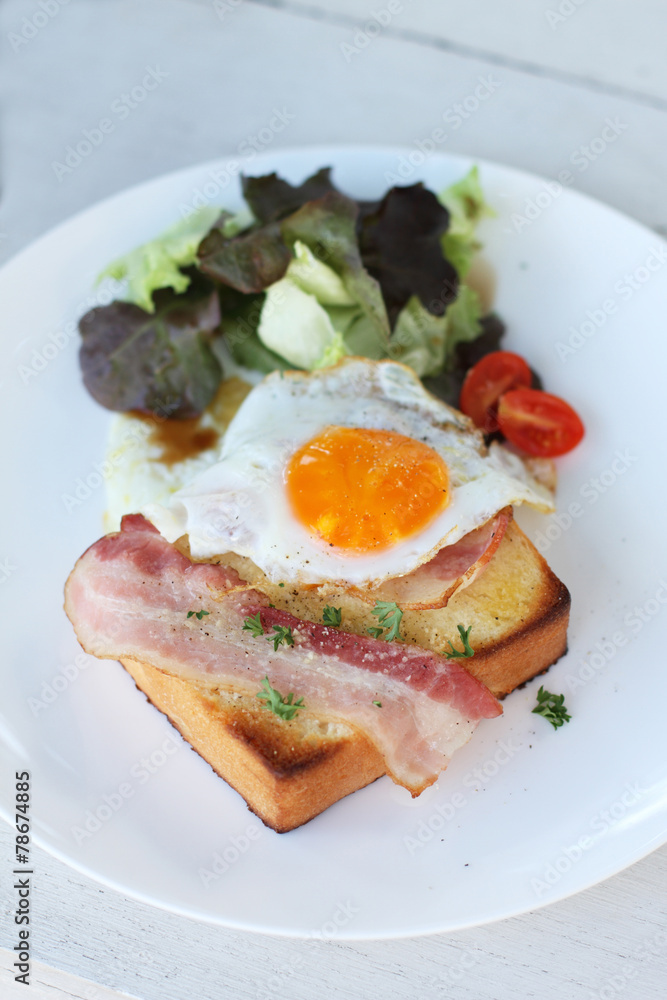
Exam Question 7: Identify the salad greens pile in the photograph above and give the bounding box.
[78,166,504,420]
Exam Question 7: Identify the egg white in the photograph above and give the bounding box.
[104,376,252,533]
[143,358,555,587]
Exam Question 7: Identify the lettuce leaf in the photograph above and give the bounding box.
[443,284,484,356]
[99,207,222,313]
[242,167,337,224]
[439,166,494,278]
[423,312,506,407]
[389,285,483,378]
[357,184,458,326]
[313,331,348,369]
[257,277,341,370]
[390,296,448,377]
[287,240,354,305]
[79,271,222,419]
[330,309,386,360]
[281,191,391,357]
[227,328,294,374]
[214,285,292,374]
[197,219,291,294]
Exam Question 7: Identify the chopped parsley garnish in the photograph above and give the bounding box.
[256,676,305,720]
[370,600,404,642]
[532,686,571,730]
[266,624,295,651]
[444,624,475,658]
[187,609,210,621]
[373,700,382,708]
[322,605,342,627]
[242,612,264,638]
[366,626,384,639]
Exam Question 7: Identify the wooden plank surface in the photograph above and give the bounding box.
[259,0,667,103]
[0,949,142,1000]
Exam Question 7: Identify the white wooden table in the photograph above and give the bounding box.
[2,1,666,996]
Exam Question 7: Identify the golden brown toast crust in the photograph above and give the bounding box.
[447,522,570,697]
[118,521,569,832]
[120,659,385,832]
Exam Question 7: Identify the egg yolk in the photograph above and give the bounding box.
[285,426,450,552]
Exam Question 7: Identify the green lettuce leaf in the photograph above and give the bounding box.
[439,166,495,278]
[253,238,358,370]
[389,284,484,379]
[227,328,295,374]
[281,191,391,357]
[287,241,355,305]
[79,271,222,418]
[423,312,505,407]
[389,296,449,377]
[99,206,222,313]
[444,284,484,356]
[257,277,343,370]
[340,314,386,359]
[216,286,293,373]
[389,285,483,378]
[312,331,348,369]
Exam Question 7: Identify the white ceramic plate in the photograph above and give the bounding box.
[1,147,667,940]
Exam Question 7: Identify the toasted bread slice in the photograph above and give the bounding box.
[120,660,385,833]
[119,520,569,832]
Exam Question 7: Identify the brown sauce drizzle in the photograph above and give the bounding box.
[130,412,220,466]
[127,378,253,468]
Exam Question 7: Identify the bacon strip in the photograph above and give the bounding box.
[349,509,511,610]
[65,516,501,794]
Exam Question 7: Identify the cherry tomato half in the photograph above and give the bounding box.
[496,388,585,457]
[459,351,532,432]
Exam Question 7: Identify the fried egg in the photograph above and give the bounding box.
[143,358,555,587]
